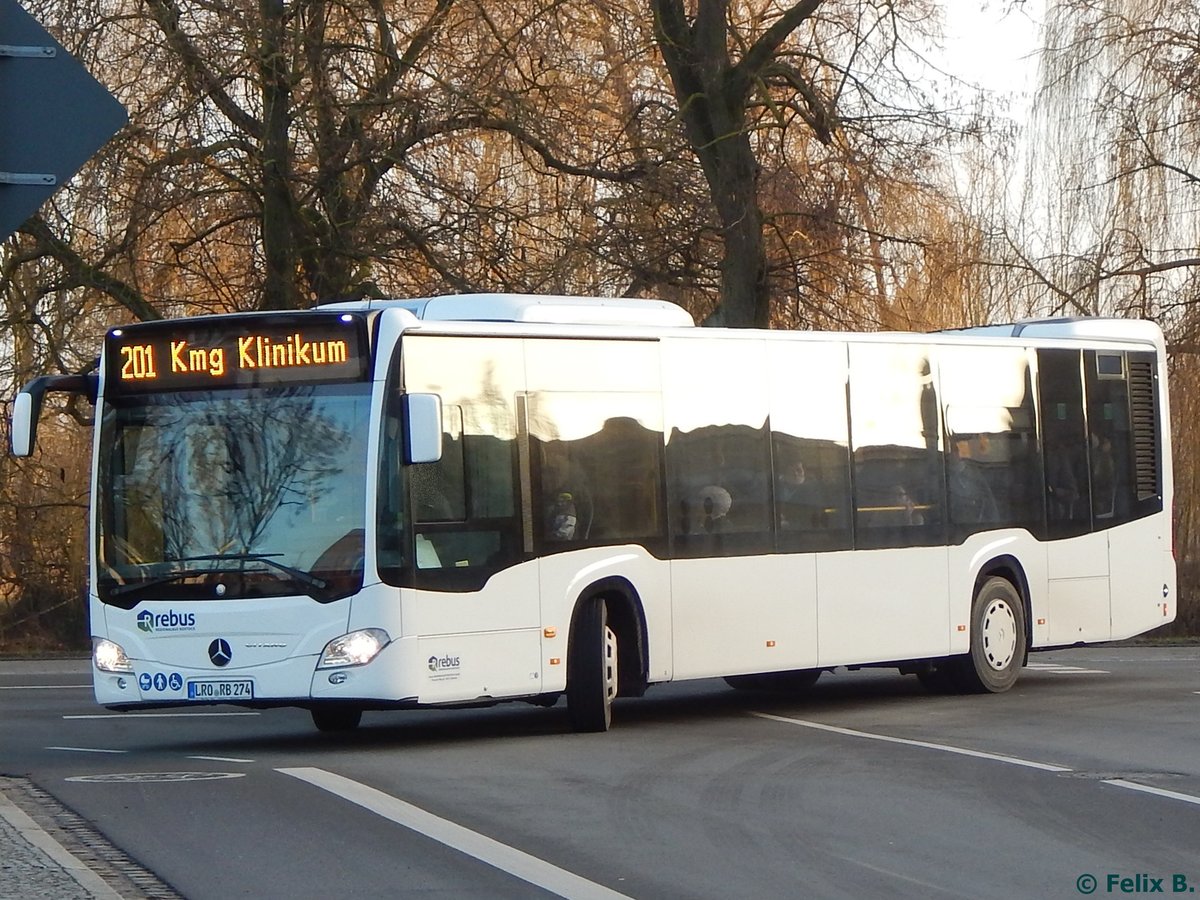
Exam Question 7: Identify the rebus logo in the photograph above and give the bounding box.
[428,655,460,672]
[135,610,197,633]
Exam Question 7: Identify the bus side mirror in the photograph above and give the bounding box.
[402,393,443,464]
[11,391,37,457]
[10,374,98,457]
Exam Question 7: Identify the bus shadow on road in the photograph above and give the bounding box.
[145,667,996,756]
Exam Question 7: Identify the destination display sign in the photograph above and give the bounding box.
[105,313,370,392]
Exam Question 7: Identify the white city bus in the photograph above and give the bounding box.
[10,295,1176,732]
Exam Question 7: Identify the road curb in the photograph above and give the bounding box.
[0,780,119,899]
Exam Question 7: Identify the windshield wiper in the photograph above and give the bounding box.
[107,568,213,598]
[105,554,329,601]
[177,554,327,591]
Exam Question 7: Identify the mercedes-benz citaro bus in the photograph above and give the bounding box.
[10,294,1176,733]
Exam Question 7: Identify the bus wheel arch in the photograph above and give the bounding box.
[920,558,1030,694]
[566,577,649,732]
[975,556,1032,666]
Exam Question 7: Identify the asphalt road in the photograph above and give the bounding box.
[2,647,1199,900]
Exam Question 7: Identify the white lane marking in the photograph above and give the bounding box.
[1104,779,1200,807]
[751,713,1072,772]
[0,788,122,900]
[0,684,91,690]
[279,767,633,900]
[188,756,255,763]
[63,712,260,719]
[47,746,128,754]
[1025,663,1109,674]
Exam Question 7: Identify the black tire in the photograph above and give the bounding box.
[311,706,363,732]
[955,576,1026,693]
[725,669,822,692]
[567,598,618,733]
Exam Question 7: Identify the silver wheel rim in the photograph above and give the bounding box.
[981,598,1017,671]
[603,625,618,705]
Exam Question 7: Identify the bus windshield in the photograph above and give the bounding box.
[96,383,372,605]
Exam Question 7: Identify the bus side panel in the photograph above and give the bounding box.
[670,554,817,680]
[408,560,543,703]
[1045,531,1111,645]
[1109,516,1175,639]
[816,547,949,668]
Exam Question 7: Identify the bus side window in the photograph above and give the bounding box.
[1038,349,1091,538]
[848,343,944,549]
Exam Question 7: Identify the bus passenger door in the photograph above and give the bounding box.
[399,335,543,703]
[1040,349,1111,644]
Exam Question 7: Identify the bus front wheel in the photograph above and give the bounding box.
[958,576,1025,693]
[567,598,618,733]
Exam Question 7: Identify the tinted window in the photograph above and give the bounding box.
[940,345,1042,540]
[379,335,524,589]
[529,392,665,550]
[1085,349,1163,527]
[663,338,772,557]
[1038,349,1090,538]
[849,343,944,548]
[768,340,852,551]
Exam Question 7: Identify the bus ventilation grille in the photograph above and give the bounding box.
[1128,358,1160,501]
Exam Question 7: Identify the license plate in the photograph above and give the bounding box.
[187,680,254,700]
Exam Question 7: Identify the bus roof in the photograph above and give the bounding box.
[318,293,696,328]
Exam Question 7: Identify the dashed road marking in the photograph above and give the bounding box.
[753,713,1200,807]
[1104,779,1200,807]
[751,713,1071,771]
[64,712,260,719]
[47,747,128,754]
[1025,663,1109,675]
[0,684,91,690]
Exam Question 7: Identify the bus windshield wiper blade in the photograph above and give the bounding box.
[177,554,327,590]
[107,568,212,598]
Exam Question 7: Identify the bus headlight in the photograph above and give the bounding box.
[93,638,134,674]
[317,629,390,669]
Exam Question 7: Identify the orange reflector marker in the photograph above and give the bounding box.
[1037,618,1047,626]
[766,640,776,648]
[549,658,561,666]
[957,625,967,632]
[544,627,557,638]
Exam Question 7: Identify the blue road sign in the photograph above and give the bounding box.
[0,0,127,240]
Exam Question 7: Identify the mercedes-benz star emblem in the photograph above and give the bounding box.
[208,639,232,667]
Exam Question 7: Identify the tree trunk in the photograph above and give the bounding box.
[259,0,298,309]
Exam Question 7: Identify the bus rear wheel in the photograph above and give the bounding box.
[957,576,1025,693]
[567,598,618,733]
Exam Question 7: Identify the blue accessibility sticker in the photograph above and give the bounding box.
[138,672,152,692]
[153,672,168,691]
[168,672,183,691]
